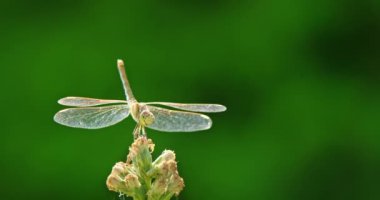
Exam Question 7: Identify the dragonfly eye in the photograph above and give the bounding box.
[140,110,155,126]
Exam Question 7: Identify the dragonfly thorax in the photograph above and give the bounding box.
[131,103,155,126]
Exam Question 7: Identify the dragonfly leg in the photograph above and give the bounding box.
[133,124,141,139]
[141,127,147,137]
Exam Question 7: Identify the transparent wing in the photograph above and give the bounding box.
[54,105,130,129]
[145,102,226,113]
[147,105,212,132]
[58,96,127,107]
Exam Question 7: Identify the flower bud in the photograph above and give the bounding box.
[147,176,168,198]
[124,174,141,190]
[152,150,176,166]
[168,172,185,196]
[106,174,124,192]
[128,137,154,172]
[111,162,126,175]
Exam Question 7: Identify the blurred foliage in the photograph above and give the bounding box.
[0,0,379,200]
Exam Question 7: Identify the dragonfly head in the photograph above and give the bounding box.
[139,110,155,126]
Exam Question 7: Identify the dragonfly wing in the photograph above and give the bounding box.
[54,105,130,129]
[58,96,127,107]
[146,105,212,132]
[145,102,226,113]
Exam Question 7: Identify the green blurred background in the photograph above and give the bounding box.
[1,0,379,199]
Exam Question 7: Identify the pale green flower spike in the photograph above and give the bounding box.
[106,137,185,200]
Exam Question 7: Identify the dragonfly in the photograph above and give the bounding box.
[54,59,226,137]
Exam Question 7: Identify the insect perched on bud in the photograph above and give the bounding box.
[54,59,226,199]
